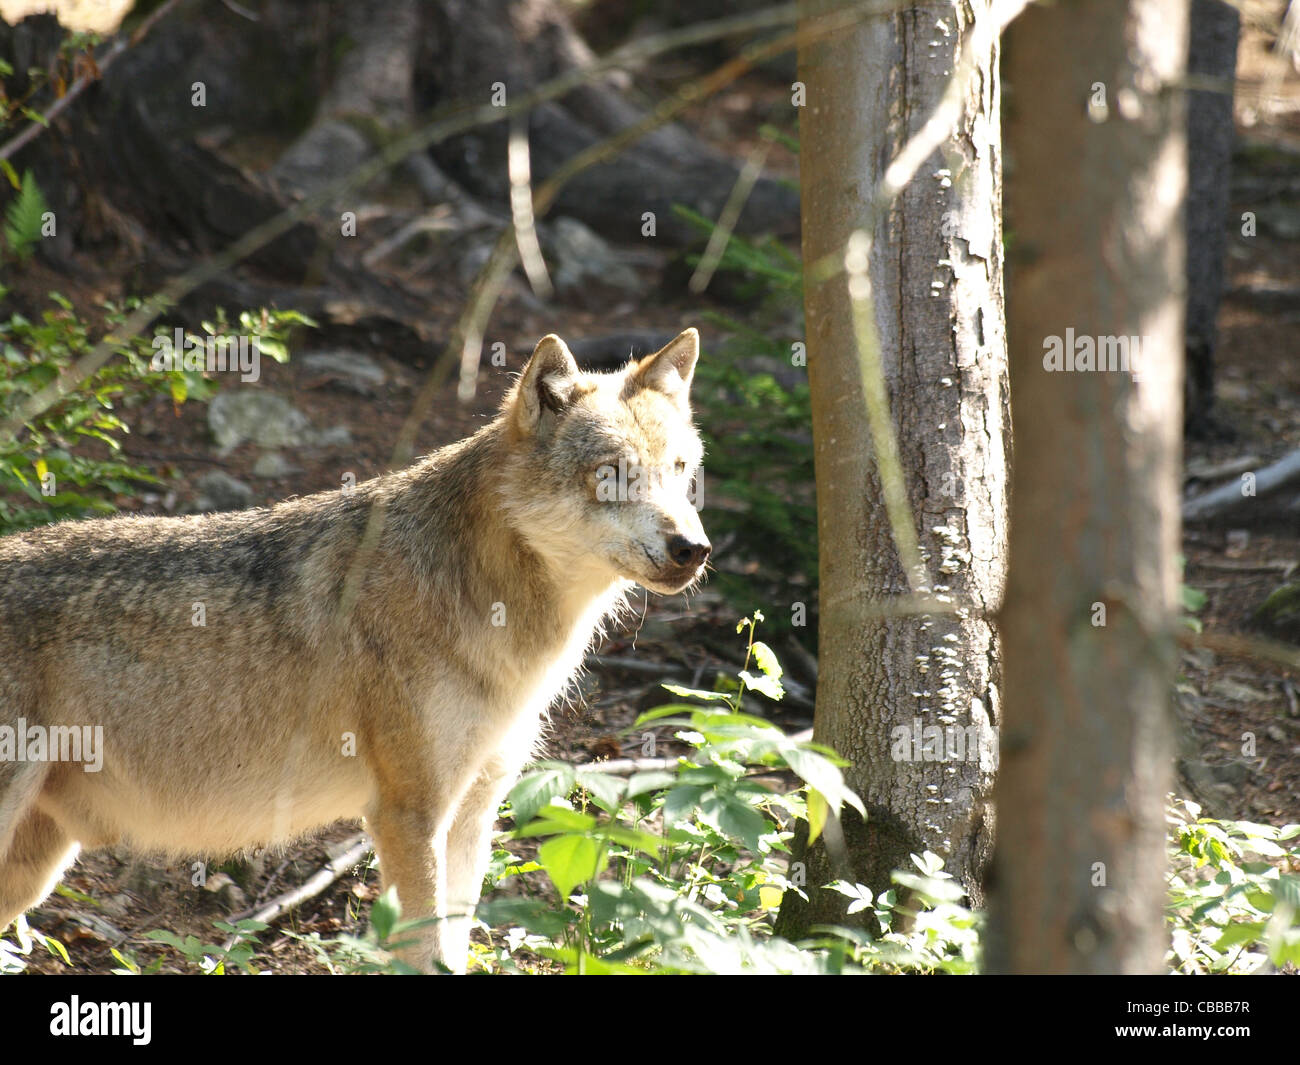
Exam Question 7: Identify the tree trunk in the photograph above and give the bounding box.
[1184,0,1240,439]
[776,0,1008,937]
[987,0,1185,974]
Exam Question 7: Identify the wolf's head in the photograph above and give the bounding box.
[500,329,711,596]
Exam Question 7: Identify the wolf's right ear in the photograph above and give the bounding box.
[515,334,582,434]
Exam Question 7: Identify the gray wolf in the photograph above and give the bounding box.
[0,328,710,972]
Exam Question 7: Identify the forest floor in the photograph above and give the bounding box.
[8,29,1300,975]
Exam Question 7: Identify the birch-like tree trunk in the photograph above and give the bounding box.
[777,0,1008,935]
[986,0,1185,974]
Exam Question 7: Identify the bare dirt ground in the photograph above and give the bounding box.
[9,24,1300,973]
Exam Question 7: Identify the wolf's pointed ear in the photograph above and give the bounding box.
[635,328,699,407]
[515,334,582,433]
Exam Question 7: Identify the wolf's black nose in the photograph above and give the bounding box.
[668,535,711,568]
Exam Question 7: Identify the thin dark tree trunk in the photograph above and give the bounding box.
[1184,0,1240,438]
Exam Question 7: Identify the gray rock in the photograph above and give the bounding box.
[209,390,353,456]
[195,472,254,512]
[271,118,371,199]
[1207,677,1271,704]
[544,216,642,296]
[209,391,311,454]
[251,452,300,479]
[300,350,387,396]
[311,425,354,449]
[1178,758,1248,812]
[201,871,249,913]
[1181,757,1250,789]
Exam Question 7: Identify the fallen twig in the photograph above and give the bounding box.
[1183,448,1300,522]
[225,832,371,933]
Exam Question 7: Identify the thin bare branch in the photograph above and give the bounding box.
[689,137,773,294]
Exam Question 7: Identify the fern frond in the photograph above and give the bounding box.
[3,170,49,262]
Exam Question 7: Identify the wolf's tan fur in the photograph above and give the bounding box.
[0,329,709,972]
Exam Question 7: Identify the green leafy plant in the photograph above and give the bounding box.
[1167,799,1300,973]
[477,614,865,973]
[2,169,48,261]
[0,294,311,533]
[817,852,982,974]
[142,918,269,975]
[475,614,988,974]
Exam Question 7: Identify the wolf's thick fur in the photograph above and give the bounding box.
[0,329,709,972]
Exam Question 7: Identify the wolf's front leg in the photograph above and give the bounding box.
[441,761,517,973]
[365,800,450,973]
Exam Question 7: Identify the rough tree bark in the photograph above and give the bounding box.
[987,0,1185,974]
[776,0,1008,935]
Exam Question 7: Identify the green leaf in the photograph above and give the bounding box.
[632,703,705,728]
[539,834,607,902]
[1245,890,1274,913]
[1276,876,1300,910]
[39,934,70,965]
[507,763,575,825]
[750,641,783,680]
[806,787,828,846]
[599,824,670,858]
[256,337,289,363]
[369,887,401,942]
[574,769,625,814]
[785,746,864,818]
[891,871,967,904]
[662,784,706,827]
[659,683,733,703]
[53,882,100,907]
[739,669,784,700]
[699,790,769,854]
[827,880,873,915]
[625,770,676,799]
[513,806,598,838]
[1212,921,1267,951]
[475,897,573,938]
